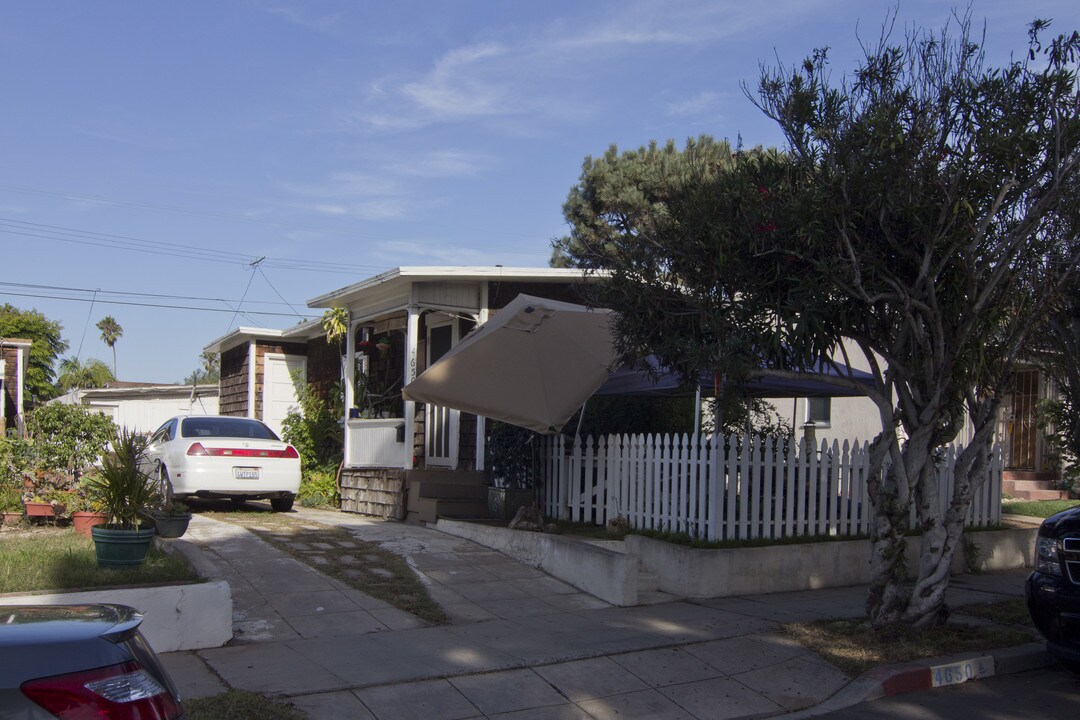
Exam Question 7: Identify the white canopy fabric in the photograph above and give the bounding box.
[402,294,618,434]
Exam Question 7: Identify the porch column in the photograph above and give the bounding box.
[343,312,355,465]
[403,302,420,470]
[247,342,257,419]
[474,283,489,472]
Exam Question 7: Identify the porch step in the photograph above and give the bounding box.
[1003,470,1059,483]
[413,497,489,524]
[406,469,490,523]
[1010,488,1072,501]
[1003,472,1070,501]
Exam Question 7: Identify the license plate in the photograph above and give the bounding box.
[930,656,993,687]
[233,467,260,480]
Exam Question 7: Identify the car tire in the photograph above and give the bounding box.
[158,465,174,500]
[270,496,294,512]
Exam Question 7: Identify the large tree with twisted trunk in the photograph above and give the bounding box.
[556,16,1080,629]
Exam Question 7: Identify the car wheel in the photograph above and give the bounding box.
[158,465,174,500]
[229,496,247,508]
[270,496,294,512]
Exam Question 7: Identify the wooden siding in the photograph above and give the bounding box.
[340,468,407,519]
[218,345,249,417]
[305,336,340,405]
[2,344,21,429]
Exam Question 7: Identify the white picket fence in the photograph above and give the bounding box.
[538,433,1002,541]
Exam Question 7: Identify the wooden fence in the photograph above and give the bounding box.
[538,433,1002,541]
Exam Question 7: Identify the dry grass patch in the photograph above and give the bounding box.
[783,602,1037,676]
[206,509,448,625]
[186,690,305,720]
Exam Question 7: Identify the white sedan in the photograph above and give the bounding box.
[141,415,301,511]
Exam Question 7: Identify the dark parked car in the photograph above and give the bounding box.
[0,604,186,719]
[1026,505,1080,669]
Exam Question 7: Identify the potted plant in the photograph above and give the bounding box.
[83,430,157,568]
[485,421,537,521]
[0,485,24,525]
[22,494,56,518]
[144,498,192,539]
[69,483,110,537]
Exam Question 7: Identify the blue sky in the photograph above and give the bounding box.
[0,0,1075,384]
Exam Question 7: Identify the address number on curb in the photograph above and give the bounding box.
[930,656,995,687]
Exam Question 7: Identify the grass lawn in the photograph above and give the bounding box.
[782,599,1037,676]
[206,508,448,625]
[1001,498,1080,518]
[0,528,200,594]
[186,691,305,720]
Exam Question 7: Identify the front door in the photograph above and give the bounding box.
[425,320,459,467]
[1005,369,1040,470]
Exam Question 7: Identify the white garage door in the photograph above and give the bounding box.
[262,353,305,438]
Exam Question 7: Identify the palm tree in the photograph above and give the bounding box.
[96,316,123,376]
[58,357,115,391]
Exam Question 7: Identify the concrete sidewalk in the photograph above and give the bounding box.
[161,509,1041,720]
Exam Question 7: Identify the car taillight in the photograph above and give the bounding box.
[21,661,182,719]
[186,443,298,459]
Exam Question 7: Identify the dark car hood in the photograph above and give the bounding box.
[1040,506,1080,537]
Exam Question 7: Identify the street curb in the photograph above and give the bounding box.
[775,642,1051,719]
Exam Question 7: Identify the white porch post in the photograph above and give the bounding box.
[247,342,257,419]
[403,302,420,470]
[474,284,489,472]
[343,311,355,466]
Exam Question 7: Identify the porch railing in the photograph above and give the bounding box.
[538,433,1002,541]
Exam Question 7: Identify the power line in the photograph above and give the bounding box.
[0,281,304,308]
[0,289,318,319]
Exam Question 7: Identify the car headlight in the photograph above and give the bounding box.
[1036,536,1062,576]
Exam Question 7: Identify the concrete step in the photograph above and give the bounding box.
[416,481,487,501]
[635,590,681,606]
[406,469,486,485]
[1003,470,1059,483]
[1009,488,1071,501]
[414,497,489,523]
[1005,479,1058,492]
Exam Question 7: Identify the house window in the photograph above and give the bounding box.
[807,397,832,427]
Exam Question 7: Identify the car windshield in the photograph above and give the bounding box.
[180,417,280,441]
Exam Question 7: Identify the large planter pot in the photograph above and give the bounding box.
[91,525,156,568]
[147,513,192,539]
[487,486,535,521]
[1,510,23,526]
[23,501,55,518]
[72,511,110,537]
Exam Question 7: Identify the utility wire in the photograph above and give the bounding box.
[228,259,262,333]
[0,289,317,318]
[0,281,304,308]
[256,265,306,320]
[75,288,98,361]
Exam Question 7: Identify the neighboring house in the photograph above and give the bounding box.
[1,338,31,435]
[209,266,603,520]
[202,320,333,438]
[53,382,220,434]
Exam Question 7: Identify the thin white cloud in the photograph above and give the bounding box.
[248,0,343,33]
[371,239,496,266]
[666,90,722,117]
[384,150,492,179]
[283,172,408,221]
[357,0,836,131]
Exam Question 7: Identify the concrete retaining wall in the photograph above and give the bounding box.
[629,527,1038,599]
[0,580,233,653]
[437,519,1038,605]
[436,519,638,606]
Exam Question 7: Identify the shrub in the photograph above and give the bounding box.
[25,403,117,476]
[280,375,342,475]
[298,469,339,508]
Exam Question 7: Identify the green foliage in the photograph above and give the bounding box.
[0,482,22,512]
[297,469,339,507]
[57,357,116,391]
[0,303,68,405]
[95,315,122,375]
[280,374,342,475]
[82,429,155,528]
[183,351,220,385]
[486,421,537,489]
[26,403,117,475]
[0,432,33,486]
